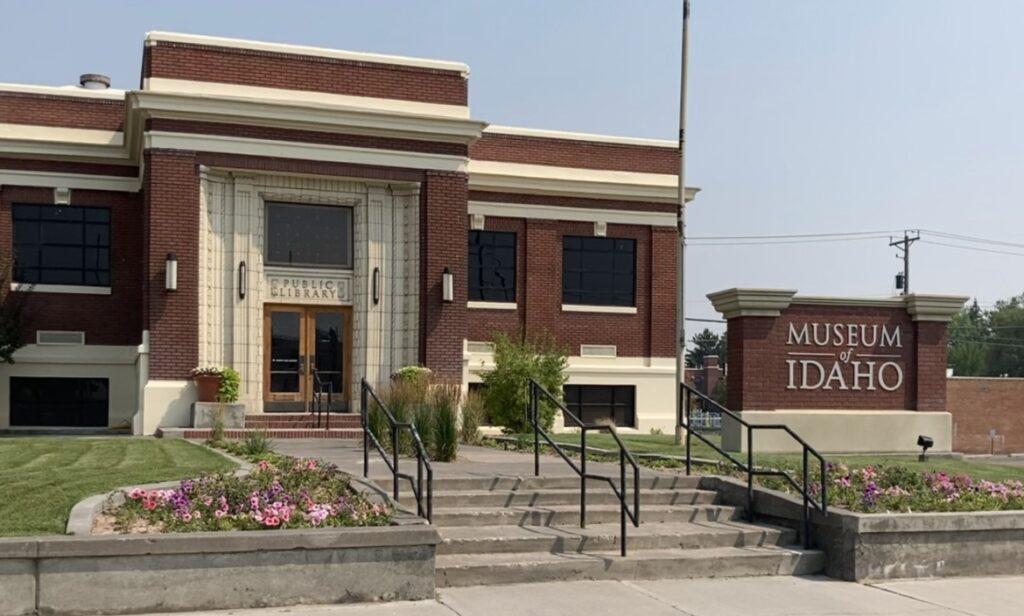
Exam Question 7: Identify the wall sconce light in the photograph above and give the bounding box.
[238,260,247,300]
[442,267,453,303]
[165,253,178,291]
[372,267,381,305]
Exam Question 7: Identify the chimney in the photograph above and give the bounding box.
[79,73,111,90]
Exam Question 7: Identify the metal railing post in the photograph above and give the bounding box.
[747,426,754,522]
[620,447,627,557]
[326,382,332,431]
[361,382,369,478]
[803,447,811,549]
[417,449,425,518]
[391,424,399,501]
[532,383,540,477]
[684,387,692,476]
[581,428,587,528]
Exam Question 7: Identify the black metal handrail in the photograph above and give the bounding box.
[312,370,333,430]
[359,378,433,522]
[680,383,827,548]
[528,378,640,556]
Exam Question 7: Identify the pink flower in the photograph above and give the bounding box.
[306,459,318,470]
[258,460,270,471]
[128,488,146,500]
[214,509,227,519]
[862,466,878,481]
[263,516,281,527]
[181,512,192,523]
[142,498,157,511]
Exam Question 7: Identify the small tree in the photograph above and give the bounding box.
[0,264,28,364]
[481,332,568,433]
[685,328,726,368]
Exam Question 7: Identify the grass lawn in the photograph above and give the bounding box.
[509,432,1024,483]
[0,437,237,537]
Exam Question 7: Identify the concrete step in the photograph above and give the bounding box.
[435,545,826,587]
[158,427,362,440]
[430,504,741,527]
[437,520,797,555]
[397,487,718,509]
[370,474,702,494]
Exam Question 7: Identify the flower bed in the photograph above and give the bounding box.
[821,463,1024,513]
[110,456,391,533]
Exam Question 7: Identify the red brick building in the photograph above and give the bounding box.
[0,32,694,434]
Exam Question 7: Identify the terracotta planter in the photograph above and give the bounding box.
[194,374,222,402]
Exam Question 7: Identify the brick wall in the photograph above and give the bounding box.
[143,150,199,379]
[948,377,1024,453]
[466,216,672,358]
[147,119,467,157]
[470,133,678,174]
[0,185,143,345]
[420,171,468,378]
[726,305,919,411]
[144,41,468,106]
[0,93,125,131]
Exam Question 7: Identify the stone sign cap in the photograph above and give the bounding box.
[706,288,798,319]
[905,294,970,322]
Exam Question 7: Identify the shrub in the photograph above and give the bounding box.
[218,367,241,403]
[430,382,460,461]
[114,457,390,532]
[207,405,226,444]
[460,390,485,445]
[393,365,432,384]
[481,332,568,433]
[241,428,274,457]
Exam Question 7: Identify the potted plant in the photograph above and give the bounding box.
[191,366,224,402]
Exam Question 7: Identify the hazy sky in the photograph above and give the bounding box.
[3,1,1022,329]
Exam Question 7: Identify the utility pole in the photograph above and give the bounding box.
[890,230,920,295]
[674,0,691,445]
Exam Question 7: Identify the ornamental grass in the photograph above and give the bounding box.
[113,457,390,533]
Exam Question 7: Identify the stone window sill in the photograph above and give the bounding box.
[11,283,111,296]
[561,304,637,315]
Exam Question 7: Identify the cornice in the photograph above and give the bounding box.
[706,288,798,319]
[905,294,969,322]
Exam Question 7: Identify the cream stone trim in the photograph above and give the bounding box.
[905,294,969,322]
[562,304,638,315]
[10,283,112,295]
[792,295,906,308]
[143,78,470,120]
[12,343,138,365]
[467,301,517,310]
[144,131,468,172]
[0,82,126,100]
[0,170,140,192]
[0,124,123,147]
[468,200,675,227]
[145,31,470,75]
[468,160,697,204]
[131,91,485,145]
[485,125,677,149]
[707,288,798,318]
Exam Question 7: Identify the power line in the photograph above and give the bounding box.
[689,235,892,247]
[690,230,903,241]
[920,229,1024,250]
[920,240,1024,258]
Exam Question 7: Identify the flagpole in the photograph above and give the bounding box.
[674,0,691,445]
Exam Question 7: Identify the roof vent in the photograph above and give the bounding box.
[79,73,111,90]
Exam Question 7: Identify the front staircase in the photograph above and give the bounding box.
[388,473,825,587]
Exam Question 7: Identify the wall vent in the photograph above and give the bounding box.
[466,341,495,354]
[580,344,616,358]
[37,331,86,346]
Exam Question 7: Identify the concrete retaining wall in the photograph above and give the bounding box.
[702,475,1024,582]
[0,525,440,616]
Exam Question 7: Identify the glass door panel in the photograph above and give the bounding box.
[265,308,306,407]
[312,310,344,398]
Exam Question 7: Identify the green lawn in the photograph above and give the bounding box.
[0,437,237,536]
[511,432,1024,483]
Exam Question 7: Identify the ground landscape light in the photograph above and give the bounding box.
[917,435,934,462]
[165,253,177,291]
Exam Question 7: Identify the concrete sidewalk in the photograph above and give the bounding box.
[125,576,1024,616]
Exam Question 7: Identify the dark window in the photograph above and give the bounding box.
[266,202,353,268]
[10,377,109,427]
[469,230,516,302]
[12,204,111,287]
[562,236,635,306]
[564,385,636,427]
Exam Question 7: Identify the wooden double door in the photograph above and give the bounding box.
[263,305,351,412]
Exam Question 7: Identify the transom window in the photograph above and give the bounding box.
[564,385,636,427]
[265,202,353,269]
[562,236,635,306]
[13,204,111,287]
[469,230,516,302]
